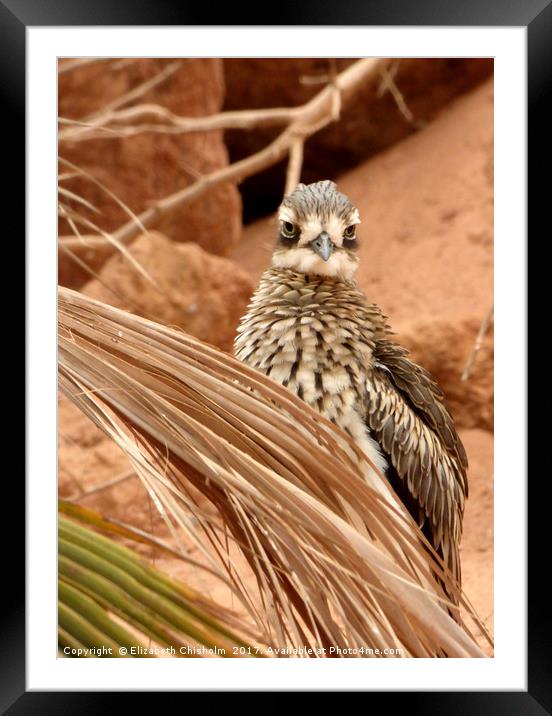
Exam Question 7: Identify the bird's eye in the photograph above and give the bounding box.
[343,225,356,239]
[281,221,297,238]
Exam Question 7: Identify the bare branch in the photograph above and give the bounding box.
[59,104,301,143]
[59,58,382,257]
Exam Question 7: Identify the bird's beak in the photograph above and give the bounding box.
[310,232,333,262]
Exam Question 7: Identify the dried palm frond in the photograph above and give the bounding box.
[58,287,492,657]
[59,506,260,658]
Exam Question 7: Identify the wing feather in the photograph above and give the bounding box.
[366,339,468,590]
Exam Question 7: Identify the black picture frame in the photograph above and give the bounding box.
[11,0,541,709]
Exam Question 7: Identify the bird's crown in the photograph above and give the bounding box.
[280,180,356,223]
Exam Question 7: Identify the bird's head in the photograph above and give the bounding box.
[272,180,360,280]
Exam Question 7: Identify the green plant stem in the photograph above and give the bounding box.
[59,525,242,655]
[59,557,191,654]
[59,579,148,657]
[58,601,127,657]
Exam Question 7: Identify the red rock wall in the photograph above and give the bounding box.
[82,232,254,353]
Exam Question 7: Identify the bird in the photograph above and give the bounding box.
[234,180,468,597]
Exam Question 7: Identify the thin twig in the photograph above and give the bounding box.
[58,57,110,75]
[64,470,136,502]
[378,61,415,124]
[58,186,102,214]
[81,60,183,123]
[461,305,494,381]
[58,158,157,286]
[58,57,137,77]
[58,200,155,288]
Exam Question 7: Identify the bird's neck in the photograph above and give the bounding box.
[265,265,358,291]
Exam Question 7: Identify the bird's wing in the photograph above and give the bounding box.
[365,339,468,585]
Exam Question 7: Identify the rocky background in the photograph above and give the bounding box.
[58,58,494,644]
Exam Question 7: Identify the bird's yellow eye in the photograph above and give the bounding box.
[343,225,356,239]
[281,221,297,238]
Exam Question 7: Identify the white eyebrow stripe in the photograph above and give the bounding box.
[278,207,296,224]
[349,208,361,225]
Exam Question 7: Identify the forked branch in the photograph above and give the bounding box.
[59,58,383,255]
